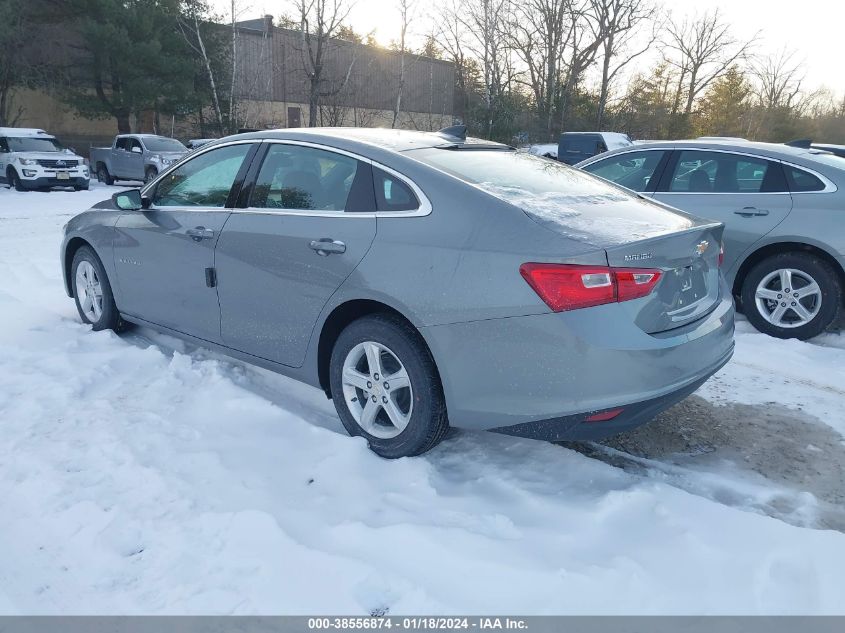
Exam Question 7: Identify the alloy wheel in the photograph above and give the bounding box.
[341,341,413,439]
[754,268,822,329]
[75,260,104,322]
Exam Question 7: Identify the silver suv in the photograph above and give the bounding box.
[578,140,845,339]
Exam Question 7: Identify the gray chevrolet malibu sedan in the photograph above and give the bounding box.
[61,127,734,457]
[578,140,845,340]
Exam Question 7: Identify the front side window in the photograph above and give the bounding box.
[129,138,143,153]
[152,143,252,207]
[785,165,825,192]
[250,144,360,211]
[668,151,785,193]
[582,150,668,192]
[116,138,131,151]
[374,167,419,211]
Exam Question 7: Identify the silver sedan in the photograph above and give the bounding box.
[61,127,734,458]
[578,140,845,339]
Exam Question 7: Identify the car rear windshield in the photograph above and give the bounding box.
[143,137,186,152]
[806,151,845,172]
[7,137,63,152]
[411,147,635,198]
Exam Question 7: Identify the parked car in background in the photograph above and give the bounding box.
[527,143,558,159]
[61,126,733,458]
[90,134,188,185]
[0,127,89,192]
[187,138,216,150]
[577,139,845,339]
[811,143,845,158]
[557,131,632,165]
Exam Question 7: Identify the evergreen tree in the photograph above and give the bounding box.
[695,66,753,137]
[60,0,200,133]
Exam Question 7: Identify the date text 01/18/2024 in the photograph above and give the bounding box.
[307,617,528,630]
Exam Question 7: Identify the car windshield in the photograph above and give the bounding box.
[143,137,186,152]
[7,137,64,152]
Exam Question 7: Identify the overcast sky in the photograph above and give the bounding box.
[221,0,843,99]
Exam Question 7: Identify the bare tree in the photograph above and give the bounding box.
[593,0,658,128]
[450,0,511,137]
[291,0,358,127]
[177,1,225,134]
[752,47,804,111]
[391,0,416,128]
[663,9,756,116]
[557,0,607,131]
[505,0,571,137]
[434,0,474,123]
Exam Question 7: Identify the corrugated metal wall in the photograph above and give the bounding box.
[234,25,455,116]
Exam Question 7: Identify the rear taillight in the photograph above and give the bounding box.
[615,269,662,302]
[520,263,662,312]
[718,243,725,267]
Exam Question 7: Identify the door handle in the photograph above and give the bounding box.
[309,238,346,256]
[733,207,769,217]
[187,227,215,241]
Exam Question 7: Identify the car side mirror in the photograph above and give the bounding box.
[113,189,146,211]
[131,146,142,154]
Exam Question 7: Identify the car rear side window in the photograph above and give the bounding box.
[373,167,419,212]
[152,143,252,207]
[582,150,668,192]
[250,144,364,212]
[785,165,825,192]
[667,151,786,193]
[0,138,8,153]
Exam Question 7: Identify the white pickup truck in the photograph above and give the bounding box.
[90,134,188,185]
[0,127,89,191]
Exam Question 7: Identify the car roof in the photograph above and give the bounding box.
[581,139,834,163]
[0,127,53,138]
[223,127,511,153]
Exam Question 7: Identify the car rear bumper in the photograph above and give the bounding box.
[492,352,730,441]
[420,280,735,435]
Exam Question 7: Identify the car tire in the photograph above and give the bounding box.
[741,252,842,340]
[144,167,158,184]
[74,183,90,191]
[329,313,449,458]
[97,164,114,186]
[8,168,27,192]
[71,246,125,332]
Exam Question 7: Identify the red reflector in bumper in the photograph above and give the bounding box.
[585,408,624,422]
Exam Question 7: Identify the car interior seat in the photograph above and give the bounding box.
[688,169,712,192]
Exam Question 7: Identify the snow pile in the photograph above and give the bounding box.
[1,184,845,614]
[698,319,845,437]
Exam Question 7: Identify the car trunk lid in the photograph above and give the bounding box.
[494,183,725,333]
[603,224,724,333]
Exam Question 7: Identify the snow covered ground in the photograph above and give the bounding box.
[1,183,844,615]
